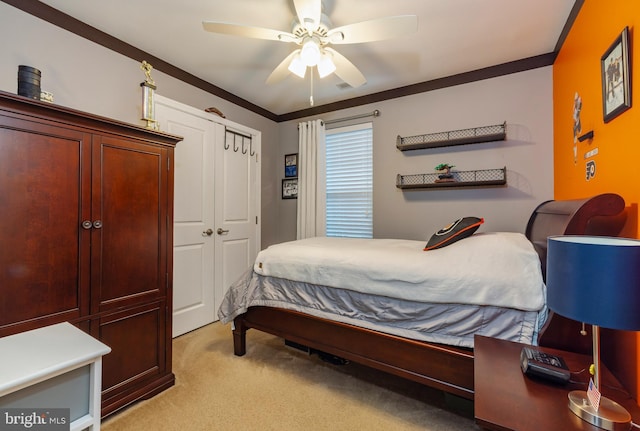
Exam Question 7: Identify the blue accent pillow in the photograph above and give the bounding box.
[424,217,484,251]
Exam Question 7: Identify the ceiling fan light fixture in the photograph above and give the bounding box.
[288,54,307,78]
[300,39,321,66]
[317,52,336,78]
[203,3,418,91]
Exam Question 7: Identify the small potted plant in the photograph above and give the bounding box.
[435,163,456,182]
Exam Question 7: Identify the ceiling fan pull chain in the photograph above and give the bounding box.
[310,69,314,106]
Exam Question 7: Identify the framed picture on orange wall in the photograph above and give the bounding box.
[601,26,631,123]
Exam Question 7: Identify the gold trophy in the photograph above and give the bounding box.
[140,61,158,130]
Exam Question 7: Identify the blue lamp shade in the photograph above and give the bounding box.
[546,236,640,331]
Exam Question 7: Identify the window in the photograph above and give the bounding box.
[325,122,373,238]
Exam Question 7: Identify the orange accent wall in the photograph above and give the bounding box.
[553,0,640,402]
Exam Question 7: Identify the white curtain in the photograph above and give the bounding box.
[297,119,326,239]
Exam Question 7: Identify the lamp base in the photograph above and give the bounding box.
[568,390,631,430]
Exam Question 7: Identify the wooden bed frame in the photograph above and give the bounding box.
[231,194,626,400]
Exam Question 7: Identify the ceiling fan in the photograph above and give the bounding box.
[203,0,418,98]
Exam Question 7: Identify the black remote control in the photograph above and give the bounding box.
[520,346,570,384]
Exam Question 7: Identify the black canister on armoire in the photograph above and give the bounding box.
[17,65,41,99]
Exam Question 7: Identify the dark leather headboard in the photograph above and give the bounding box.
[525,193,626,279]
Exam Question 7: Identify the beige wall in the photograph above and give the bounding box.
[1,3,554,248]
[279,66,554,242]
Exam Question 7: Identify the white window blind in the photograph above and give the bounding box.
[325,122,373,238]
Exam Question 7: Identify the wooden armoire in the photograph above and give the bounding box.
[0,91,181,417]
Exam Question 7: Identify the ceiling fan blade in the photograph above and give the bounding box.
[266,50,301,85]
[327,15,418,44]
[293,0,322,32]
[325,48,366,88]
[202,21,296,42]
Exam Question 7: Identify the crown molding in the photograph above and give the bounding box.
[4,0,582,123]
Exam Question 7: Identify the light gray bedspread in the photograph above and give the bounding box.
[218,269,546,348]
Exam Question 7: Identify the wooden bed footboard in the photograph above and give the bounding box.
[234,307,475,399]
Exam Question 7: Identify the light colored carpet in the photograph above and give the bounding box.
[102,322,479,430]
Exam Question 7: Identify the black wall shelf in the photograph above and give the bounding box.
[396,167,507,190]
[396,122,506,151]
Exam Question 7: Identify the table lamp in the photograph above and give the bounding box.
[547,235,640,431]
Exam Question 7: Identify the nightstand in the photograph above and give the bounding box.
[474,335,640,431]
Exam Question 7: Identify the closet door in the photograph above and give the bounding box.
[0,116,91,336]
[213,126,261,314]
[155,95,261,337]
[155,100,216,337]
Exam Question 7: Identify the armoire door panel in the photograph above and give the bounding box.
[92,136,168,311]
[0,121,91,334]
[97,301,167,396]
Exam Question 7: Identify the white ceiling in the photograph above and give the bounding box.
[38,0,576,116]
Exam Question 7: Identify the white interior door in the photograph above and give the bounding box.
[155,95,260,337]
[156,98,215,337]
[214,128,261,313]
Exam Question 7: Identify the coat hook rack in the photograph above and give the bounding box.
[225,127,253,155]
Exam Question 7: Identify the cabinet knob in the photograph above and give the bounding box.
[81,220,93,230]
[93,220,103,229]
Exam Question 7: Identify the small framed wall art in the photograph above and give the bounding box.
[601,26,631,123]
[285,153,298,177]
[282,178,298,199]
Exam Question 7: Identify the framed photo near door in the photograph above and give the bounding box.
[282,178,298,199]
[601,26,631,123]
[285,153,297,177]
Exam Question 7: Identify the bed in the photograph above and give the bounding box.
[219,194,626,400]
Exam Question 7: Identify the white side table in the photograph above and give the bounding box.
[0,322,111,431]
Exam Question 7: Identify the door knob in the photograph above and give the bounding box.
[203,228,214,236]
[217,228,229,235]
